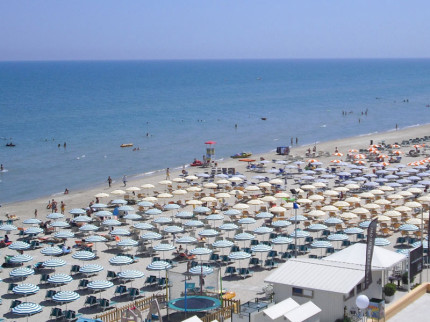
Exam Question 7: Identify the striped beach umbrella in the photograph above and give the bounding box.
[153,217,173,224]
[206,214,225,221]
[9,241,31,251]
[311,240,333,248]
[12,302,43,316]
[111,199,127,205]
[251,244,272,253]
[87,280,114,290]
[175,211,194,219]
[175,236,197,244]
[69,208,86,215]
[164,203,180,211]
[85,235,107,243]
[153,243,175,252]
[324,218,344,225]
[253,226,274,235]
[43,258,67,268]
[91,203,108,208]
[163,225,184,234]
[123,214,142,220]
[50,221,70,228]
[219,223,239,231]
[12,283,39,296]
[118,270,145,280]
[73,216,92,223]
[146,261,172,271]
[212,239,234,249]
[271,220,292,228]
[145,208,163,216]
[109,228,131,236]
[79,224,99,232]
[224,209,241,216]
[375,238,391,247]
[234,232,256,241]
[289,215,308,222]
[138,201,154,207]
[72,251,96,261]
[133,222,154,230]
[198,229,220,237]
[190,247,213,256]
[307,224,328,231]
[52,291,80,303]
[412,240,428,248]
[327,233,349,241]
[54,231,75,239]
[22,218,42,225]
[359,220,372,228]
[47,213,64,219]
[228,251,251,261]
[41,246,63,256]
[399,224,419,232]
[118,205,134,212]
[271,236,293,245]
[141,232,162,240]
[109,255,134,266]
[24,227,44,235]
[256,212,274,219]
[10,254,33,264]
[238,217,257,226]
[289,230,310,239]
[10,267,35,278]
[194,206,211,214]
[189,265,214,275]
[94,210,112,217]
[117,239,139,247]
[79,264,104,274]
[184,220,204,228]
[102,219,122,226]
[48,273,73,284]
[344,227,364,235]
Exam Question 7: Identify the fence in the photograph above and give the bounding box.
[94,293,166,322]
[201,298,241,322]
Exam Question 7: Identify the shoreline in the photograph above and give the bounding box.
[1,123,429,217]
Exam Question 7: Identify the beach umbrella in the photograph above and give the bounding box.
[110,228,131,236]
[10,267,35,278]
[271,236,293,253]
[189,265,214,276]
[111,199,128,205]
[52,291,80,307]
[54,231,75,239]
[23,227,44,236]
[404,201,422,208]
[406,218,422,225]
[238,218,257,225]
[117,239,139,247]
[79,224,99,232]
[232,204,249,210]
[118,269,145,280]
[190,247,213,260]
[375,238,391,247]
[72,251,96,261]
[198,229,220,237]
[219,223,239,231]
[175,236,197,244]
[271,220,292,228]
[251,244,272,257]
[73,216,92,223]
[85,235,107,243]
[344,227,364,235]
[43,258,67,268]
[163,225,184,234]
[102,219,122,226]
[145,208,163,216]
[133,222,154,230]
[308,224,328,231]
[118,205,134,212]
[194,206,211,213]
[384,210,402,217]
[141,232,163,240]
[9,241,31,251]
[311,240,333,249]
[327,233,349,242]
[141,183,155,189]
[142,196,158,202]
[47,213,64,219]
[111,189,126,195]
[138,201,154,208]
[289,230,310,239]
[256,212,274,219]
[153,217,173,224]
[153,243,175,258]
[399,224,419,232]
[12,284,39,296]
[234,232,256,241]
[163,203,180,211]
[206,214,225,221]
[109,255,134,266]
[123,213,142,221]
[12,302,43,320]
[87,280,114,297]
[289,215,307,222]
[48,273,73,285]
[186,199,203,205]
[176,211,194,219]
[253,226,274,235]
[94,193,110,198]
[41,246,63,256]
[184,220,205,228]
[22,218,42,225]
[324,218,344,226]
[228,251,251,269]
[79,264,104,275]
[146,260,172,281]
[10,254,33,264]
[212,239,234,249]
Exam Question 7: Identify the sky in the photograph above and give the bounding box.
[0,0,429,61]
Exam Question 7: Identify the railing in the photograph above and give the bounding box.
[201,298,241,322]
[94,293,166,322]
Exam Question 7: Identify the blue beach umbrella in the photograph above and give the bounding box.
[10,254,33,264]
[175,236,198,245]
[163,225,184,234]
[48,273,73,285]
[50,221,70,228]
[153,217,173,224]
[43,258,67,268]
[9,241,31,251]
[271,220,292,228]
[375,238,391,247]
[102,219,122,226]
[12,283,39,296]
[109,255,134,266]
[23,227,44,235]
[117,239,139,247]
[69,208,86,215]
[79,264,104,275]
[22,219,42,225]
[85,235,107,243]
[72,251,96,261]
[10,267,35,278]
[123,213,142,220]
[41,246,63,256]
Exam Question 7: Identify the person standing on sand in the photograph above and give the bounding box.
[122,175,127,187]
[51,199,57,213]
[107,176,112,187]
[166,168,170,180]
[60,201,65,214]
[34,209,38,218]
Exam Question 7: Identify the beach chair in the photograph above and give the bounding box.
[78,279,89,289]
[114,285,127,296]
[10,300,22,309]
[152,256,161,262]
[107,270,118,280]
[144,275,157,286]
[128,287,141,300]
[341,240,351,247]
[267,250,278,259]
[230,245,240,252]
[249,257,260,267]
[7,283,17,293]
[326,248,335,255]
[250,239,259,246]
[99,298,113,311]
[70,264,81,275]
[84,295,97,307]
[45,289,57,301]
[281,252,293,260]
[264,259,277,269]
[40,273,50,284]
[209,253,220,262]
[224,266,236,277]
[64,310,77,321]
[158,277,168,289]
[221,255,231,265]
[50,308,64,319]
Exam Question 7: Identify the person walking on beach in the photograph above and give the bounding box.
[166,168,170,180]
[51,199,57,213]
[107,176,112,187]
[60,201,65,214]
[122,175,127,187]
[296,137,298,145]
[34,209,38,218]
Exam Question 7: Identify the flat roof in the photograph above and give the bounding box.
[264,258,365,294]
[263,298,300,320]
[284,301,322,322]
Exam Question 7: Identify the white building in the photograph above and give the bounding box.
[264,244,406,322]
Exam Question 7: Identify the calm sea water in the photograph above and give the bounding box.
[1,59,430,203]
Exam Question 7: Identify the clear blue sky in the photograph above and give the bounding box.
[1,0,429,61]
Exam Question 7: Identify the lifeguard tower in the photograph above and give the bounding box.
[204,141,216,167]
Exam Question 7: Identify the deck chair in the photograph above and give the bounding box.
[128,287,140,299]
[50,308,64,319]
[45,289,57,301]
[70,264,81,275]
[249,257,260,266]
[99,298,112,311]
[10,300,21,309]
[78,279,89,289]
[7,283,17,293]
[64,310,77,321]
[114,285,127,296]
[281,252,292,260]
[40,274,50,283]
[107,270,118,280]
[84,295,97,307]
[224,266,237,277]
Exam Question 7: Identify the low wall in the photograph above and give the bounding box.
[384,283,430,321]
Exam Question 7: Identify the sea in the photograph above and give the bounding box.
[1,59,430,204]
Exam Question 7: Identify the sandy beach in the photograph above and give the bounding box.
[1,123,430,321]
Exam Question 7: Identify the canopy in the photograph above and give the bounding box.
[323,243,406,270]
